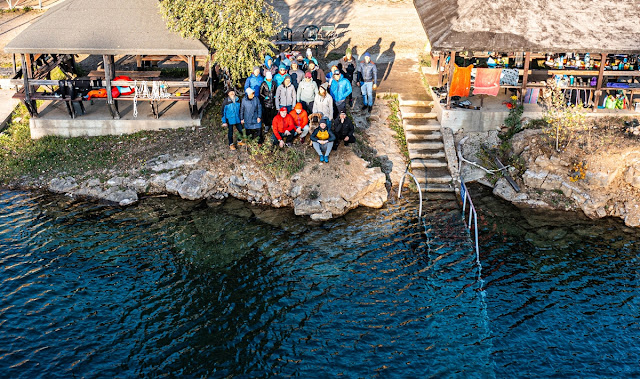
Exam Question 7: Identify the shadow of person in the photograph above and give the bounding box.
[326,37,351,63]
[369,38,382,62]
[381,41,396,81]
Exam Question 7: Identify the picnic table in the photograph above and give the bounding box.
[88,70,161,80]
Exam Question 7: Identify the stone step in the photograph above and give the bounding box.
[403,123,441,133]
[422,184,456,193]
[410,158,448,169]
[407,141,444,150]
[400,106,436,119]
[409,150,446,160]
[405,130,442,141]
[416,175,453,185]
[398,97,434,108]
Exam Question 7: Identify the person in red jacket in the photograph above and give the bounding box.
[288,102,310,143]
[272,107,297,147]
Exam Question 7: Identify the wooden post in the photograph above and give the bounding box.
[188,55,197,118]
[208,54,214,98]
[593,53,606,112]
[437,52,445,87]
[12,54,17,75]
[21,54,38,117]
[520,52,531,102]
[136,55,143,71]
[103,54,120,119]
[446,51,455,109]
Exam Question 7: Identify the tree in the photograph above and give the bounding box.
[159,0,281,83]
[542,80,587,152]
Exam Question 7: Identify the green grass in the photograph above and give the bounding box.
[244,136,309,178]
[0,104,126,184]
[383,94,409,162]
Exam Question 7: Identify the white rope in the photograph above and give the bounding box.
[133,81,170,118]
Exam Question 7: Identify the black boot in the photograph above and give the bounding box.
[368,106,372,112]
[361,104,367,111]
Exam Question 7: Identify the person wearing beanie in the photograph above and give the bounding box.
[307,61,326,87]
[240,87,263,143]
[296,54,307,71]
[330,69,353,114]
[259,71,277,130]
[275,75,296,112]
[357,52,378,112]
[310,117,336,163]
[272,106,297,147]
[332,109,356,151]
[304,48,319,68]
[221,88,244,150]
[274,64,289,87]
[289,102,310,144]
[312,82,334,129]
[288,61,305,90]
[339,47,358,107]
[244,66,264,96]
[297,71,318,114]
[262,55,277,77]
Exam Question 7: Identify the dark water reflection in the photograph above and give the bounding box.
[0,187,638,377]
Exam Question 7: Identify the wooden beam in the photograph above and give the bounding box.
[446,51,455,109]
[135,55,143,71]
[520,52,531,101]
[208,55,214,98]
[593,54,607,112]
[12,54,16,75]
[188,55,197,118]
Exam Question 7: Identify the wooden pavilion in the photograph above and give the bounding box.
[4,0,214,138]
[414,0,640,112]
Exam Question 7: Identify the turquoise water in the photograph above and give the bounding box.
[0,188,638,377]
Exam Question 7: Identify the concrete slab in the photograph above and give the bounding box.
[0,90,20,131]
[30,100,202,139]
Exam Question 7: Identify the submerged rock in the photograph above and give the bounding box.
[49,177,78,193]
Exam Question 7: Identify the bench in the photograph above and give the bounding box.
[88,70,161,80]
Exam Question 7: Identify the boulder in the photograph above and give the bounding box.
[523,169,548,188]
[49,177,77,193]
[624,201,640,227]
[493,177,518,202]
[104,188,138,206]
[147,154,201,172]
[624,164,640,189]
[106,176,125,187]
[178,170,216,200]
[310,212,333,221]
[165,175,186,195]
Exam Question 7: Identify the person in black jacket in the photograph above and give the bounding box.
[259,71,277,131]
[332,110,356,150]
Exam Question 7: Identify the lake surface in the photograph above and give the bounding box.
[0,188,638,377]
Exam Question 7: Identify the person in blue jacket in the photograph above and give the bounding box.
[262,55,277,78]
[274,64,289,87]
[244,66,264,95]
[329,70,353,114]
[240,87,263,144]
[221,89,244,150]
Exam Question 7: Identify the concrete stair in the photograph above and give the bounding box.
[399,97,454,193]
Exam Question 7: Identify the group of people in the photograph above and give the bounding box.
[221,48,377,163]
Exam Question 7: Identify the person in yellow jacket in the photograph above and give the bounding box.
[310,118,336,163]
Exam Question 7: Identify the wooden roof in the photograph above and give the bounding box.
[414,0,640,54]
[4,0,209,56]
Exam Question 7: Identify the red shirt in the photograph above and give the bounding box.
[272,113,296,140]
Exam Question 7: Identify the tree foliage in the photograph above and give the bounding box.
[159,0,281,83]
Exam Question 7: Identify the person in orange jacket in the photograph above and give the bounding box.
[289,102,310,143]
[272,107,297,148]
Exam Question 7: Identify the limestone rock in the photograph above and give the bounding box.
[104,188,138,206]
[624,164,640,189]
[149,172,174,191]
[293,198,324,216]
[49,177,77,193]
[624,201,640,227]
[540,174,564,191]
[147,154,201,172]
[310,212,333,221]
[128,178,149,193]
[493,177,518,202]
[511,129,543,155]
[166,175,186,195]
[106,176,125,187]
[178,170,216,200]
[523,170,548,188]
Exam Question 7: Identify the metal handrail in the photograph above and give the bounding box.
[398,161,423,218]
[460,180,480,262]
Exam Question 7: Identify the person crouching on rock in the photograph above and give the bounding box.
[240,87,263,144]
[272,106,297,148]
[290,103,310,144]
[332,109,356,151]
[310,118,336,163]
[221,88,244,150]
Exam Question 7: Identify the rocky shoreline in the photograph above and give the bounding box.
[461,128,640,228]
